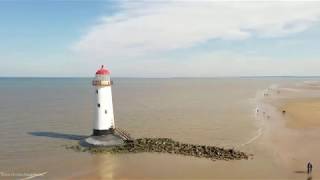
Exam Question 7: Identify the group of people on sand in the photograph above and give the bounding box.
[255,108,271,119]
[255,106,287,120]
[263,88,280,97]
[257,89,284,119]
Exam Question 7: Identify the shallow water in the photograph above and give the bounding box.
[0,77,316,179]
[256,79,320,180]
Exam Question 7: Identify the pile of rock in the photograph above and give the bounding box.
[65,138,250,161]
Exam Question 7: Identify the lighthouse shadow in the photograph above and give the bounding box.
[28,131,87,141]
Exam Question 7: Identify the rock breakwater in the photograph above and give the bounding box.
[65,138,250,161]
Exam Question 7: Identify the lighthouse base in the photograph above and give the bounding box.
[93,129,114,136]
[84,133,124,147]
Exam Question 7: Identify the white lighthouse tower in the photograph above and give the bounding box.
[85,65,124,146]
[92,65,115,136]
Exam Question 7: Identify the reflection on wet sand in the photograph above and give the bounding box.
[79,154,118,179]
[95,154,117,179]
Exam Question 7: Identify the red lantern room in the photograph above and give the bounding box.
[96,65,110,75]
[93,65,111,86]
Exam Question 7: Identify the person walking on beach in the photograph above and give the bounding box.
[307,162,313,174]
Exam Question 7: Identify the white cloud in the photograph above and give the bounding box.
[72,1,320,58]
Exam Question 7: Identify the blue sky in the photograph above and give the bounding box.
[1,1,320,77]
[0,1,114,76]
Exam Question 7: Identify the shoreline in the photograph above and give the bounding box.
[256,82,320,179]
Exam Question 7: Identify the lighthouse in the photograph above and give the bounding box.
[85,66,124,146]
[92,65,115,136]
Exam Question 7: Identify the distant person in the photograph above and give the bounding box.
[307,162,313,174]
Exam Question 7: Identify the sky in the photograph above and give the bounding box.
[1,1,320,77]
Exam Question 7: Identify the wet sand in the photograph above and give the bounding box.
[282,98,320,128]
[257,82,320,179]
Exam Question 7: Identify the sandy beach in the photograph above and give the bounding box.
[282,98,320,128]
[256,82,320,179]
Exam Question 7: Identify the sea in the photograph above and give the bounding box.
[0,77,315,179]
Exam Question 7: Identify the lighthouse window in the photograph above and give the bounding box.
[105,110,107,114]
[97,103,100,108]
